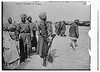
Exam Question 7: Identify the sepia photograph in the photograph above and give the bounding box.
[2,1,91,70]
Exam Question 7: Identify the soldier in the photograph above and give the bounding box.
[54,22,61,35]
[69,20,79,50]
[27,16,37,53]
[18,14,31,63]
[37,12,52,67]
[60,21,66,37]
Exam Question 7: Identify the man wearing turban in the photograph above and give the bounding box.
[3,17,20,67]
[37,12,51,67]
[18,14,31,63]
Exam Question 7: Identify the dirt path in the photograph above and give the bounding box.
[15,26,90,70]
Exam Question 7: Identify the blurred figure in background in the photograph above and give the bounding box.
[54,22,61,35]
[60,21,66,37]
[69,20,79,50]
[27,16,37,53]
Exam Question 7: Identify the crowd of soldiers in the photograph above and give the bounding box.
[3,12,79,68]
[54,21,66,36]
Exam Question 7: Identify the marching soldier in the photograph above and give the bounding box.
[27,16,37,53]
[69,20,79,50]
[18,14,31,63]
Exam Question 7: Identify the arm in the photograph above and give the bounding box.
[76,26,79,38]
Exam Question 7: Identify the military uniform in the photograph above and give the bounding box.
[55,22,61,35]
[69,22,79,50]
[37,20,49,57]
[28,21,37,52]
[45,21,53,37]
[37,12,54,67]
[19,22,31,62]
[18,14,31,63]
[60,21,66,36]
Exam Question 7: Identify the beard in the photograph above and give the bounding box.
[43,18,46,21]
[21,19,26,23]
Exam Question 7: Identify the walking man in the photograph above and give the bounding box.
[69,20,79,50]
[60,21,66,37]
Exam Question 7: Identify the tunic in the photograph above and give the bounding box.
[29,22,37,48]
[3,22,19,65]
[45,21,53,36]
[18,22,31,62]
[37,20,50,58]
[69,23,79,38]
[55,22,60,35]
[60,22,66,36]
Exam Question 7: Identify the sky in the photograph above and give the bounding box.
[3,1,90,23]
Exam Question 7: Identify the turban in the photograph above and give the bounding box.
[20,14,27,19]
[8,17,12,21]
[74,19,79,23]
[39,12,47,20]
[27,16,32,20]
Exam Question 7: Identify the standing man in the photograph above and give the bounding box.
[54,22,61,35]
[3,17,20,67]
[37,12,51,67]
[18,14,31,63]
[3,17,13,66]
[60,21,66,37]
[27,16,37,53]
[69,20,79,50]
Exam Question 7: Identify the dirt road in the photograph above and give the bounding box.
[15,26,90,70]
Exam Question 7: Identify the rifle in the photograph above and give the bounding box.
[48,34,56,48]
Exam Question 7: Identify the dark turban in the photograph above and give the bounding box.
[39,12,47,20]
[20,14,27,19]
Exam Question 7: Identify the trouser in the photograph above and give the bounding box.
[70,37,78,50]
[20,33,31,63]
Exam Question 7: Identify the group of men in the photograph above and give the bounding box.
[3,12,55,67]
[3,12,79,67]
[54,21,66,37]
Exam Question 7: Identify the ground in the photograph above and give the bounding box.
[4,26,91,70]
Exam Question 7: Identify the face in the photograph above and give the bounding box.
[8,18,12,24]
[42,16,47,21]
[28,17,32,22]
[21,18,26,23]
